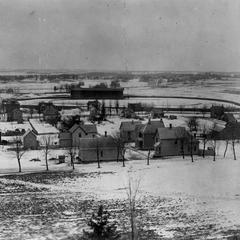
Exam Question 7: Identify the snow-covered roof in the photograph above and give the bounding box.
[29,119,59,135]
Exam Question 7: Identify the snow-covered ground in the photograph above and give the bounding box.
[0,140,240,239]
[2,76,240,109]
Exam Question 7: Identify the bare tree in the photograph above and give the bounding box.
[186,117,199,162]
[207,123,218,161]
[147,149,151,165]
[95,138,100,168]
[66,144,76,170]
[113,132,126,167]
[201,124,211,158]
[14,136,25,172]
[223,140,229,158]
[126,176,140,240]
[115,100,119,115]
[42,136,51,171]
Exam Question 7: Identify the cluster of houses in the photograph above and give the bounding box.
[0,99,23,123]
[2,97,240,164]
[22,120,124,163]
[120,119,199,157]
[21,117,200,163]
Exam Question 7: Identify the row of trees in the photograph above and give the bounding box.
[186,117,239,162]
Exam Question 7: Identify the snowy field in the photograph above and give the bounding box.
[2,77,240,109]
[0,141,240,239]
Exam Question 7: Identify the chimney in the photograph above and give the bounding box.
[104,131,107,137]
[169,123,172,129]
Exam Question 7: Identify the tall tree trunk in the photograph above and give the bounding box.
[130,206,135,240]
[71,155,75,170]
[213,141,216,161]
[117,148,119,162]
[232,140,236,160]
[45,152,49,171]
[147,149,150,165]
[224,141,228,158]
[97,149,100,168]
[190,137,193,162]
[122,150,125,167]
[181,140,185,159]
[17,158,21,173]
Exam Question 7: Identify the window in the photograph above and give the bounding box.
[79,133,82,138]
[174,140,177,144]
[194,145,197,152]
[100,150,103,157]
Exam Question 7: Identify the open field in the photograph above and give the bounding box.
[1,151,240,239]
[1,75,240,109]
[1,72,240,239]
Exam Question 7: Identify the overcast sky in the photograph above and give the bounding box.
[0,0,239,71]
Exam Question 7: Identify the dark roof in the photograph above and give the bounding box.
[23,129,36,139]
[120,121,141,131]
[141,119,165,134]
[69,123,97,134]
[79,136,116,149]
[156,127,189,140]
[71,87,124,92]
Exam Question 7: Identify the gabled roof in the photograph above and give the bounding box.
[69,123,97,135]
[79,136,116,149]
[120,120,141,131]
[23,129,36,139]
[29,119,59,135]
[141,119,165,134]
[156,127,189,140]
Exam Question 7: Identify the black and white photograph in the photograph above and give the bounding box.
[0,0,240,239]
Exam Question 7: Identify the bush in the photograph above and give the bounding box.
[82,205,120,240]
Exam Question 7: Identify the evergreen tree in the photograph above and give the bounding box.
[83,205,120,240]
